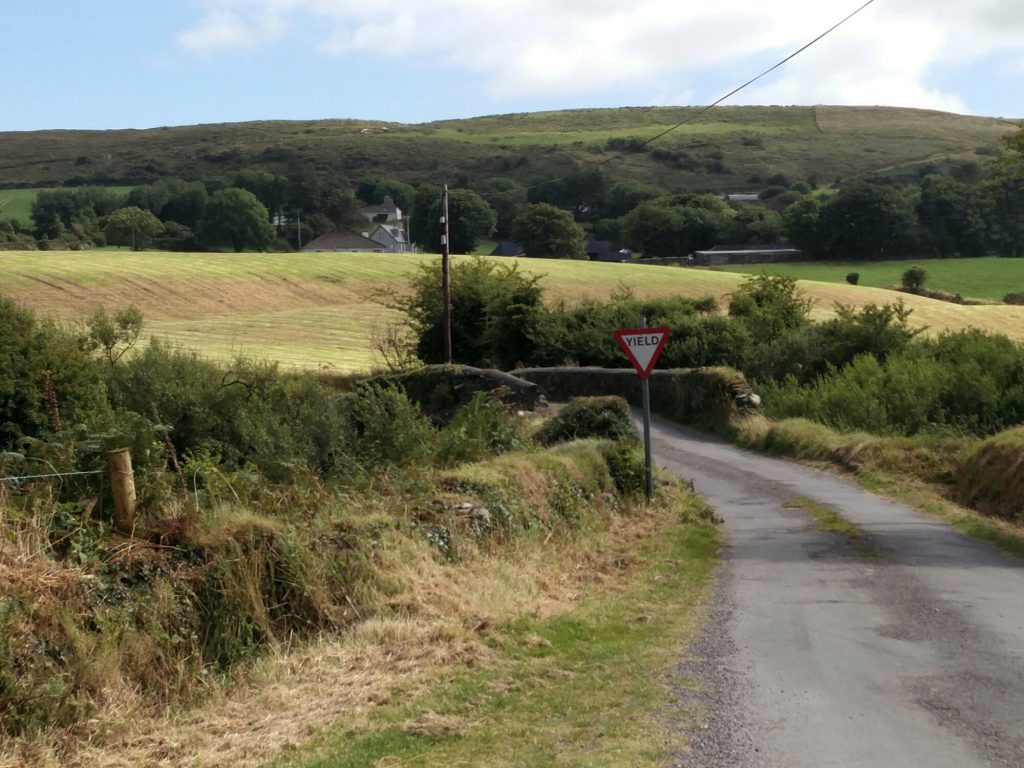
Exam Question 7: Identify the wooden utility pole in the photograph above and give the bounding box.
[441,184,453,363]
[106,448,137,534]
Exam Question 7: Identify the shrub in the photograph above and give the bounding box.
[438,391,522,465]
[389,257,544,369]
[846,272,860,285]
[341,383,436,469]
[901,266,928,293]
[0,295,107,448]
[535,396,638,446]
[1004,292,1024,305]
[108,341,352,479]
[598,439,646,495]
[728,274,811,344]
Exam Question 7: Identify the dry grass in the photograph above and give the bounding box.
[2,251,1023,372]
[0,487,671,768]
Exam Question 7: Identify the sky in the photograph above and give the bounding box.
[2,0,1023,132]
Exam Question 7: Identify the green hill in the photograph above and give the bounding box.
[0,106,1015,193]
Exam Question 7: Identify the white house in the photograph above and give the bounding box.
[359,195,402,224]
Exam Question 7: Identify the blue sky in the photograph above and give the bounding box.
[3,1,1022,132]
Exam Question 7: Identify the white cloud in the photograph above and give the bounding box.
[177,0,1024,111]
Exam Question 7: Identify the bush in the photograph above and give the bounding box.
[108,341,353,479]
[438,391,522,465]
[1004,292,1024,305]
[901,266,928,293]
[598,439,646,495]
[535,396,638,446]
[0,295,107,448]
[341,383,436,469]
[390,257,544,369]
[728,274,811,344]
[846,272,860,285]
[758,329,1024,437]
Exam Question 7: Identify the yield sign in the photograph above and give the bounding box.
[614,327,671,379]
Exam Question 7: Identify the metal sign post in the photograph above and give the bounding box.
[639,317,655,500]
[613,319,671,502]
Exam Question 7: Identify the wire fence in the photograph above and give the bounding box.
[0,468,138,484]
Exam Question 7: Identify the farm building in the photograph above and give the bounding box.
[301,232,386,253]
[586,236,631,263]
[689,244,804,266]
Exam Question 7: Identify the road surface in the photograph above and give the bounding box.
[646,415,1024,768]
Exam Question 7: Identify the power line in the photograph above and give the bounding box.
[480,0,879,201]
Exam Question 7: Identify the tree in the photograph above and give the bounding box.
[621,203,688,258]
[356,178,416,213]
[901,266,928,293]
[512,203,586,259]
[162,181,209,229]
[621,195,734,258]
[411,188,496,253]
[87,306,144,366]
[528,168,607,220]
[390,257,543,368]
[128,181,172,217]
[816,182,919,259]
[782,196,823,253]
[606,181,663,218]
[916,176,989,257]
[198,188,275,252]
[728,274,811,344]
[105,206,164,250]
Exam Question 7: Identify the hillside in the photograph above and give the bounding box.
[0,106,1016,193]
[2,250,1022,371]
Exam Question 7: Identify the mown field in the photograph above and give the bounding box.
[4,251,1024,371]
[721,257,1024,301]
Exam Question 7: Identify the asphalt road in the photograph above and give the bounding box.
[647,415,1024,768]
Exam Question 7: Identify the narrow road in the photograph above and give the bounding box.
[646,415,1024,768]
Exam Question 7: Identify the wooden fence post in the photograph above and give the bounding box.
[106,448,137,534]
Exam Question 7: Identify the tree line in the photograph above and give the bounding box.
[2,126,1021,257]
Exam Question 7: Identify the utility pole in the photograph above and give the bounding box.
[296,210,303,250]
[441,184,452,364]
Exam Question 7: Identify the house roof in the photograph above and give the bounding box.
[359,195,400,216]
[373,224,408,243]
[708,243,797,252]
[693,247,801,257]
[302,232,385,252]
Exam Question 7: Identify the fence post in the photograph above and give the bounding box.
[106,448,137,534]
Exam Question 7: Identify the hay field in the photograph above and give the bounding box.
[2,250,1022,371]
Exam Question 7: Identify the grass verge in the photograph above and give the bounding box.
[857,471,1024,561]
[272,496,719,768]
[738,417,1024,560]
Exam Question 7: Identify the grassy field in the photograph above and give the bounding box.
[0,186,132,224]
[723,257,1024,301]
[2,250,1024,371]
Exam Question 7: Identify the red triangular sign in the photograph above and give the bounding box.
[614,327,671,379]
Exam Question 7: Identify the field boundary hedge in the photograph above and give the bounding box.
[512,366,759,430]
